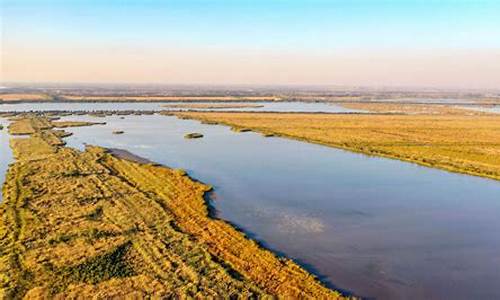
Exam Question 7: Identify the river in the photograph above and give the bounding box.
[40,114,500,300]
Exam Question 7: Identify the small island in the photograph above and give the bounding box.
[184,132,204,139]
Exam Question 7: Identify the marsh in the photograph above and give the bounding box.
[43,113,500,300]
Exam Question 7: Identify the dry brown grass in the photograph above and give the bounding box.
[0,116,343,299]
[176,112,500,180]
[0,94,51,102]
[7,117,53,135]
[51,121,106,128]
[340,103,488,115]
[7,117,102,134]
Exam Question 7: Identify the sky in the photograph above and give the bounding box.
[1,0,500,89]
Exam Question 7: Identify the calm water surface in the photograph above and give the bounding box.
[50,114,500,300]
[0,119,12,202]
[458,105,500,114]
[0,101,359,113]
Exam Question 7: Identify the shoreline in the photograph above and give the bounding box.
[175,112,500,182]
[0,116,345,298]
[105,146,356,297]
[2,110,497,181]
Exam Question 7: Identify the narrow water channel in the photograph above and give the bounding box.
[50,114,500,300]
[0,119,12,202]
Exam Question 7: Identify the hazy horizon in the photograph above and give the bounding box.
[2,0,500,89]
[3,82,500,94]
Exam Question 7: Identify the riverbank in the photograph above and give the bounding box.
[175,112,500,181]
[337,102,492,115]
[0,116,343,298]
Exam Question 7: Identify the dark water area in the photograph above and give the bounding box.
[48,114,500,300]
[0,101,359,113]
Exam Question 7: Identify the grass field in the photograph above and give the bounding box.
[0,116,343,298]
[339,102,488,115]
[0,93,52,102]
[175,112,500,181]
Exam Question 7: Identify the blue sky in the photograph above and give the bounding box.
[2,0,500,87]
[4,0,500,49]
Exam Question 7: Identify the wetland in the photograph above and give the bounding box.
[0,107,499,299]
[0,116,339,298]
[50,113,500,299]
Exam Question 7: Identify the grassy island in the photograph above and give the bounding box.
[0,116,343,298]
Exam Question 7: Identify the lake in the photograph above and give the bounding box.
[35,114,500,300]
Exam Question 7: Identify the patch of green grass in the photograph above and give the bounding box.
[48,242,135,294]
[85,206,103,221]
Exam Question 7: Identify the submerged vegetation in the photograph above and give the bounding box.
[0,116,343,298]
[176,112,500,181]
